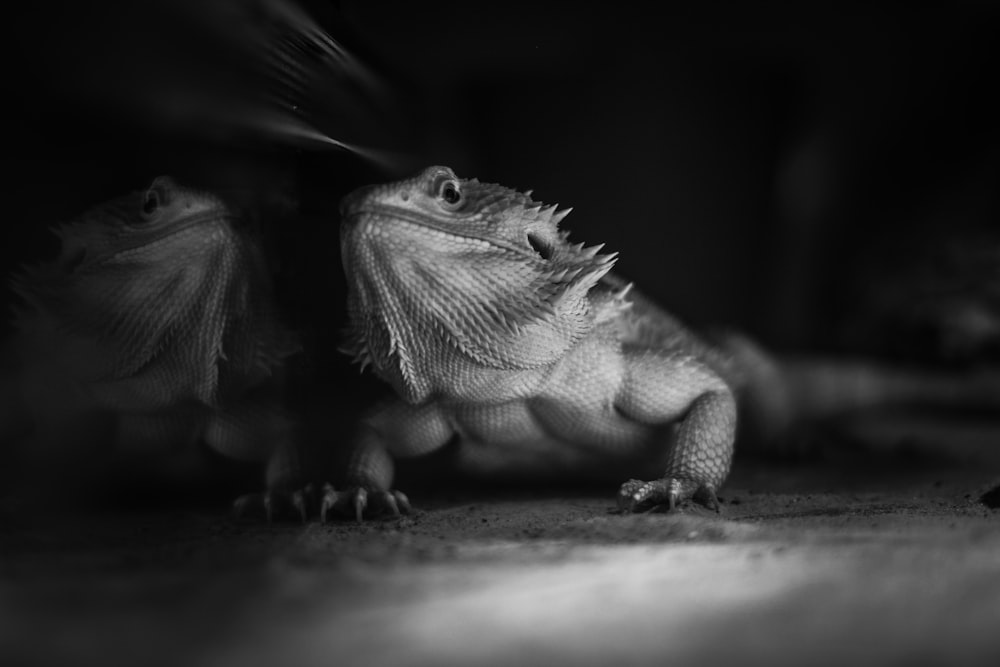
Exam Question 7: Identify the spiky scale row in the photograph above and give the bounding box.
[340,167,623,398]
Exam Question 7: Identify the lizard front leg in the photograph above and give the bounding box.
[615,351,737,512]
[208,405,311,522]
[323,398,454,522]
[321,421,408,522]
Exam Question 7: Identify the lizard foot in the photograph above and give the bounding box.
[232,483,318,523]
[319,483,411,523]
[617,478,720,513]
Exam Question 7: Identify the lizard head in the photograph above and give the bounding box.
[13,177,240,317]
[339,166,617,401]
[12,176,292,402]
[40,176,233,272]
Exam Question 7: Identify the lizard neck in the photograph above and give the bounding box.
[342,236,605,404]
[354,304,560,405]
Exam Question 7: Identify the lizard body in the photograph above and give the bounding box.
[337,166,1000,518]
[338,166,739,513]
[1,177,299,504]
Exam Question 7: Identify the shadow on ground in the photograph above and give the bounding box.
[3,432,1000,667]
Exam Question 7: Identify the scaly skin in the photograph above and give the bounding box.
[337,166,739,516]
[3,177,300,515]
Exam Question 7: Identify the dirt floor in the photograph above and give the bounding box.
[4,423,1000,667]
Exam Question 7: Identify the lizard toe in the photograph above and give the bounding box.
[692,485,721,513]
[319,483,340,523]
[369,489,411,518]
[233,484,320,523]
[352,487,368,524]
[617,478,654,512]
[232,492,259,520]
[231,490,282,523]
[392,490,412,515]
[290,489,308,523]
[616,477,719,513]
[320,484,412,523]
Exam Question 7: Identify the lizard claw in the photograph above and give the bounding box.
[320,483,411,523]
[319,483,339,523]
[617,478,720,513]
[352,487,368,523]
[290,489,308,523]
[233,490,282,523]
[373,489,413,519]
[263,493,276,522]
[233,483,318,523]
[232,493,259,521]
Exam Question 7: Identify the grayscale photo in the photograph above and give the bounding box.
[2,2,1000,666]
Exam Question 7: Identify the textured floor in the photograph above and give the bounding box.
[3,443,1000,667]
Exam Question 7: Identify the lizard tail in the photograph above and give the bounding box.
[720,333,1000,442]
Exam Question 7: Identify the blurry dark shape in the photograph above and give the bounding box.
[18,0,401,161]
[835,150,1000,365]
[764,11,1000,352]
[981,484,1000,509]
[0,177,300,507]
[846,230,1000,365]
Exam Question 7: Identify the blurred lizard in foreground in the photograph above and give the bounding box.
[333,166,1000,519]
[0,177,300,513]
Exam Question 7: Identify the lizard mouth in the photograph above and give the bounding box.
[344,205,542,261]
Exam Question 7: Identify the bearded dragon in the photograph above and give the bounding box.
[1,177,300,513]
[333,166,1000,520]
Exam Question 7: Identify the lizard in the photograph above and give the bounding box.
[0,176,301,514]
[332,165,1000,519]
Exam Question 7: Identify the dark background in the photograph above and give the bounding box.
[3,0,1000,398]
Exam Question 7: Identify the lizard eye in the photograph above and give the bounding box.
[441,182,461,205]
[141,188,161,218]
[139,177,176,221]
[432,174,463,209]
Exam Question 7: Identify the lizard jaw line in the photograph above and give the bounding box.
[346,205,540,260]
[103,212,239,260]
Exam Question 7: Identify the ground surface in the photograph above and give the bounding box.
[3,426,1000,667]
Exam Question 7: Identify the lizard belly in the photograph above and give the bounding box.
[444,326,676,480]
[447,398,671,480]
